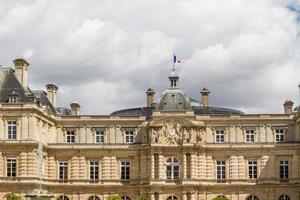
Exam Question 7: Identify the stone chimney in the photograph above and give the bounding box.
[283,100,294,114]
[201,87,210,107]
[13,58,30,88]
[70,102,80,115]
[146,88,155,107]
[46,83,58,108]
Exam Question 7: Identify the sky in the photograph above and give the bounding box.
[1,0,300,115]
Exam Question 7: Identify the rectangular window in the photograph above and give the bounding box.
[125,131,134,144]
[276,129,285,143]
[90,161,99,182]
[7,121,17,140]
[7,158,16,177]
[66,131,75,143]
[215,130,224,143]
[245,129,255,143]
[121,161,130,181]
[248,160,257,179]
[59,161,68,182]
[280,160,289,181]
[95,131,104,143]
[216,160,226,181]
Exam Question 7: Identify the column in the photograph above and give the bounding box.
[183,153,187,179]
[183,193,187,200]
[150,193,155,200]
[151,154,155,179]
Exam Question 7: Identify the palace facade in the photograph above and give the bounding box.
[0,58,299,200]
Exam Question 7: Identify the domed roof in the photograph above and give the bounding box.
[156,88,191,111]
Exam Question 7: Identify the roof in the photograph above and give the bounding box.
[0,67,57,114]
[110,104,244,117]
[0,68,28,103]
[156,88,192,111]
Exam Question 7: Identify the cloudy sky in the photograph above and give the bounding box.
[1,0,300,114]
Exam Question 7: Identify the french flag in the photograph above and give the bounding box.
[173,55,181,64]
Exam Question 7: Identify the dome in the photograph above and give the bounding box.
[156,88,191,111]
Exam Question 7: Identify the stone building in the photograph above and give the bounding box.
[0,58,299,200]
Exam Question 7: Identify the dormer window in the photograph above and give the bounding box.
[8,91,20,103]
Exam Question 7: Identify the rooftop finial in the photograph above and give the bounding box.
[169,55,181,88]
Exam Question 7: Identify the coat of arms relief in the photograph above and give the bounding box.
[151,120,203,145]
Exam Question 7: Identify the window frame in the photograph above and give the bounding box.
[7,158,16,177]
[89,161,99,182]
[279,160,289,181]
[246,195,259,200]
[215,129,225,143]
[166,157,180,180]
[279,195,291,200]
[245,129,255,143]
[248,160,258,179]
[275,129,285,143]
[7,120,17,140]
[125,130,134,144]
[58,161,68,182]
[66,131,75,144]
[216,160,226,181]
[120,160,131,181]
[95,130,104,144]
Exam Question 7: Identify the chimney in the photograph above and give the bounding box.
[46,83,58,108]
[201,87,210,107]
[146,88,155,107]
[70,102,80,115]
[13,58,30,88]
[283,100,294,114]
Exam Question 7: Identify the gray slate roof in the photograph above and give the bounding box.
[0,68,28,103]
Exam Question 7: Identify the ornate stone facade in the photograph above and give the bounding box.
[0,58,299,200]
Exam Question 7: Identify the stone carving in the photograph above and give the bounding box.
[105,125,125,136]
[151,121,203,144]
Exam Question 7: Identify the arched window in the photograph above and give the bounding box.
[88,196,100,200]
[166,157,179,180]
[122,196,131,200]
[154,193,159,200]
[279,195,291,200]
[213,196,228,200]
[246,195,259,200]
[167,196,178,200]
[57,196,70,200]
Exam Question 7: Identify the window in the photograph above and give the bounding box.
[121,161,130,181]
[66,131,75,143]
[216,160,226,181]
[186,153,191,179]
[166,157,179,180]
[90,161,99,181]
[125,131,134,144]
[215,130,224,143]
[8,96,19,103]
[280,160,289,181]
[275,129,285,142]
[7,121,17,140]
[248,161,258,179]
[7,158,16,177]
[167,196,178,200]
[59,161,68,182]
[96,130,104,143]
[154,193,159,200]
[88,196,100,200]
[279,195,291,200]
[246,196,259,200]
[57,196,69,200]
[245,129,255,143]
[121,197,131,200]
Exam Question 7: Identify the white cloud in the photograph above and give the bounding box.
[0,0,300,114]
